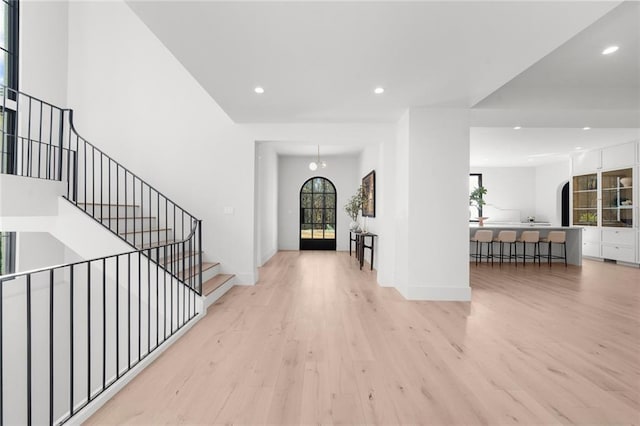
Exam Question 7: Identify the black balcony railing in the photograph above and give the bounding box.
[0,85,203,295]
[0,246,199,425]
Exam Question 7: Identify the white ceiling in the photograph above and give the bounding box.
[128,1,618,123]
[261,142,364,156]
[470,127,640,167]
[475,1,640,111]
[127,1,639,165]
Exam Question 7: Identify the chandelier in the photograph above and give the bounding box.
[308,145,327,171]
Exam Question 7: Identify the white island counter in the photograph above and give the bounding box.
[469,224,583,265]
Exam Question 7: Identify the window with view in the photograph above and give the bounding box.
[469,173,482,221]
[0,1,18,275]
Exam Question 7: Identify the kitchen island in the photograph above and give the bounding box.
[469,224,583,265]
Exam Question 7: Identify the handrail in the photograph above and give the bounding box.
[64,107,203,295]
[64,110,199,221]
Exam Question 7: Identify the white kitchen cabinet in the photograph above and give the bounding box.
[601,244,636,263]
[602,142,637,170]
[572,149,602,175]
[602,228,636,245]
[571,144,639,266]
[582,242,601,258]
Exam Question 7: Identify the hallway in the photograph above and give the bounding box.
[88,251,640,424]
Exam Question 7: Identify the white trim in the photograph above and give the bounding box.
[399,285,471,301]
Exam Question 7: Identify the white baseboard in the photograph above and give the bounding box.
[399,285,471,301]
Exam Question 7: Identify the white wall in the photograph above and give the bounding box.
[255,143,278,266]
[65,1,256,284]
[19,0,69,106]
[403,108,471,301]
[470,166,537,222]
[16,231,82,272]
[535,160,570,225]
[278,154,359,251]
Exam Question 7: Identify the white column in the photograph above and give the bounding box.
[397,108,471,301]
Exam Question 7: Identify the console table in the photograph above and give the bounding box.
[349,231,378,270]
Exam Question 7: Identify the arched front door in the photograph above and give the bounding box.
[300,177,337,250]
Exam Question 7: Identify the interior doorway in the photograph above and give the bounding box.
[562,181,570,226]
[299,177,337,250]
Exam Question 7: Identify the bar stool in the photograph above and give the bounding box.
[540,231,567,266]
[517,231,541,267]
[493,230,517,266]
[470,230,494,266]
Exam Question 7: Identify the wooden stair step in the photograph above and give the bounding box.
[102,216,156,220]
[119,228,171,236]
[202,274,234,297]
[178,262,219,281]
[158,251,201,265]
[77,202,139,207]
[137,240,176,250]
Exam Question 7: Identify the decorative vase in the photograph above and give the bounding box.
[620,177,632,187]
[349,221,361,232]
[478,217,488,226]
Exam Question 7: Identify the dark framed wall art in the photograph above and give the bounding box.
[362,170,376,217]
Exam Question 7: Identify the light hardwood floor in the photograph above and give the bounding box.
[87,251,640,425]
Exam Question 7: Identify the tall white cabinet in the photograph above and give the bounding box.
[570,141,639,265]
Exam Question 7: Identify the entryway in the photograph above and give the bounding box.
[299,177,336,250]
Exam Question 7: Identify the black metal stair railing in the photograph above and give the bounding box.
[0,85,206,425]
[0,85,203,295]
[63,109,203,295]
[0,246,200,425]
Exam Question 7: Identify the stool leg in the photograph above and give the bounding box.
[522,243,526,267]
[563,242,567,267]
[475,241,479,266]
[548,242,552,266]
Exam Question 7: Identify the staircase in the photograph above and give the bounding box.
[76,200,235,305]
[0,85,235,424]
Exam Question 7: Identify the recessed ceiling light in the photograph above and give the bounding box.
[374,87,385,95]
[254,86,265,94]
[513,126,522,130]
[602,45,619,55]
[582,126,591,130]
[575,146,583,150]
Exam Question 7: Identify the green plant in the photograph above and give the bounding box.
[579,212,597,223]
[344,186,365,222]
[470,186,487,207]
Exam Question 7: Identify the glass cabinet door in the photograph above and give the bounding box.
[572,173,598,226]
[601,168,633,228]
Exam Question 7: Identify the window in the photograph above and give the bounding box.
[0,0,17,175]
[0,0,19,90]
[0,232,16,275]
[0,1,18,275]
[300,177,337,250]
[469,173,482,220]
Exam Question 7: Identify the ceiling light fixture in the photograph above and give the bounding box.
[254,86,265,94]
[583,126,591,130]
[374,87,385,95]
[602,45,619,55]
[308,145,327,171]
[575,146,583,150]
[513,126,522,130]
